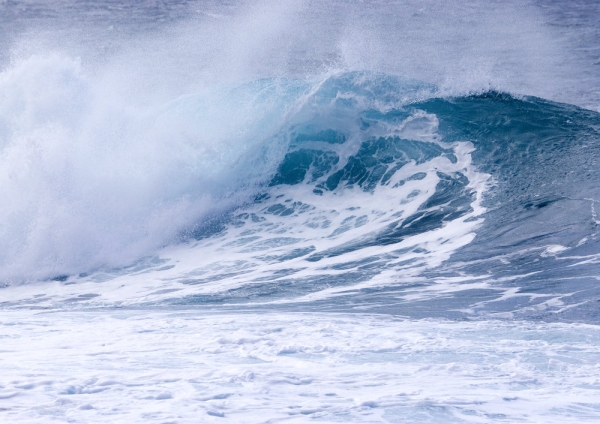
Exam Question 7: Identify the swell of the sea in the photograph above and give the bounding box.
[2,70,599,324]
[1,1,600,423]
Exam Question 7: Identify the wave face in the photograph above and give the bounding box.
[3,70,599,323]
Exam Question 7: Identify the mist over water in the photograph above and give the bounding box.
[1,0,598,102]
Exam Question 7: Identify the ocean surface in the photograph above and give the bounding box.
[1,0,600,422]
